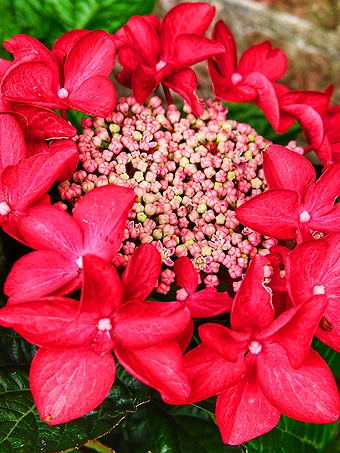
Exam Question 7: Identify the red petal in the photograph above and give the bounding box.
[52,29,91,67]
[24,139,49,158]
[307,203,340,234]
[279,91,329,149]
[245,72,280,130]
[122,243,161,303]
[81,254,122,316]
[171,35,224,72]
[177,319,194,353]
[132,63,158,104]
[4,34,59,71]
[4,250,79,303]
[304,160,340,218]
[18,205,83,256]
[236,189,299,239]
[0,298,96,348]
[65,75,117,117]
[3,140,77,212]
[12,104,77,140]
[212,21,237,79]
[238,41,287,81]
[231,254,274,332]
[48,138,79,181]
[1,62,62,109]
[64,31,116,91]
[164,69,204,117]
[174,256,198,295]
[216,374,280,445]
[281,103,324,149]
[286,238,330,304]
[183,344,246,402]
[258,295,328,369]
[186,288,232,318]
[199,323,250,362]
[159,2,215,62]
[0,114,26,173]
[114,341,190,402]
[114,302,190,349]
[316,301,340,352]
[257,344,340,423]
[73,185,135,260]
[31,347,116,425]
[123,17,159,67]
[263,144,316,199]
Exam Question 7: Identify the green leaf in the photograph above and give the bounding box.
[0,364,148,453]
[0,0,156,58]
[243,416,339,453]
[312,338,340,378]
[106,399,241,453]
[225,102,302,145]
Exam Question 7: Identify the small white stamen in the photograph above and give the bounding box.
[248,340,262,355]
[231,73,243,85]
[76,256,83,269]
[313,285,325,295]
[155,60,166,72]
[299,211,310,223]
[0,201,11,216]
[58,88,69,99]
[97,318,112,331]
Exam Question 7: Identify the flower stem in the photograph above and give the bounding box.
[162,84,174,106]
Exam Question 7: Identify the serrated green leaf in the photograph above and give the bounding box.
[225,102,301,145]
[243,416,338,453]
[0,363,148,453]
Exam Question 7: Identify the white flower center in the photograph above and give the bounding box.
[76,256,83,269]
[313,285,325,295]
[155,60,166,72]
[0,201,11,216]
[299,211,310,223]
[248,340,262,355]
[231,73,243,85]
[97,318,112,331]
[58,88,69,99]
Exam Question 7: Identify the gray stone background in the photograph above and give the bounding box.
[117,0,340,104]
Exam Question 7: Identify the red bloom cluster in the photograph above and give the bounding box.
[0,1,339,447]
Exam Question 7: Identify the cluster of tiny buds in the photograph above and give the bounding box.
[58,96,280,296]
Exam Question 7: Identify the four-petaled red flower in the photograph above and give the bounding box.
[180,255,339,444]
[0,248,191,424]
[208,20,287,130]
[1,32,116,117]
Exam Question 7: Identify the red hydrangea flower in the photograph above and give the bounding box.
[208,20,287,129]
[4,185,136,302]
[236,144,340,241]
[1,32,116,117]
[180,255,339,444]
[115,2,224,116]
[0,250,191,424]
[286,233,340,352]
[0,114,78,241]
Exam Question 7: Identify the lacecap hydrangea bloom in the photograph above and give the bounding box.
[57,97,302,295]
